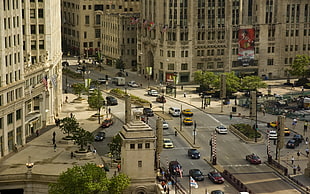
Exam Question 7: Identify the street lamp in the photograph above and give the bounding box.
[193,121,197,145]
[173,72,178,98]
[179,105,183,131]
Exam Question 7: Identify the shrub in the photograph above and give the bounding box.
[232,123,261,139]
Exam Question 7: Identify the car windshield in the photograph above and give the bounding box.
[212,172,221,177]
[252,155,260,160]
[103,119,111,123]
[192,170,202,175]
[164,139,172,143]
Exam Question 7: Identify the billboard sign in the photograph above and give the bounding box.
[238,29,255,66]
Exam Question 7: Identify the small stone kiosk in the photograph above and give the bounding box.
[119,95,158,194]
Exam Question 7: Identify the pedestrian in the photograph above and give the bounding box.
[36,130,39,137]
[71,151,74,159]
[306,147,309,157]
[65,96,68,103]
[230,113,233,120]
[293,165,297,175]
[262,109,266,116]
[175,131,178,136]
[53,131,56,138]
[54,144,57,152]
[306,137,309,142]
[70,112,73,118]
[150,103,152,109]
[297,165,301,173]
[126,72,128,76]
[117,163,121,172]
[93,148,97,154]
[184,92,186,98]
[297,151,301,158]
[181,85,183,90]
[52,137,56,145]
[291,156,295,164]
[108,108,111,114]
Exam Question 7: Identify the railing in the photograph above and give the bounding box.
[221,170,254,194]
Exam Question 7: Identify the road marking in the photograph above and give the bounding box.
[221,164,266,167]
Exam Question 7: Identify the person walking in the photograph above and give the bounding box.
[54,144,57,152]
[293,165,297,175]
[306,147,309,157]
[183,92,186,98]
[291,156,295,165]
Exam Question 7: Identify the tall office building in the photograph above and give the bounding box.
[62,0,140,70]
[0,0,62,157]
[138,0,310,84]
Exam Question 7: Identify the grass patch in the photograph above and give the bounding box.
[232,123,261,139]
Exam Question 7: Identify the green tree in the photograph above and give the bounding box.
[109,134,122,160]
[289,54,310,78]
[193,71,218,91]
[73,127,94,151]
[88,89,105,109]
[108,173,130,194]
[72,83,85,98]
[115,58,125,71]
[213,72,241,96]
[59,117,79,138]
[241,75,267,91]
[49,163,130,194]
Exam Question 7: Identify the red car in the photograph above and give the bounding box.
[156,96,166,103]
[207,171,224,184]
[101,118,113,128]
[246,154,261,164]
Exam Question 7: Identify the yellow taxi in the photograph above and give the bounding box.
[182,109,193,117]
[284,128,291,136]
[183,117,193,125]
[267,121,290,136]
[163,138,174,149]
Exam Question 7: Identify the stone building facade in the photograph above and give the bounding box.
[0,0,62,158]
[138,0,310,84]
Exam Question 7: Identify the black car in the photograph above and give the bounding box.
[169,161,182,176]
[189,169,204,181]
[188,149,201,159]
[143,108,154,117]
[211,190,224,194]
[293,134,304,144]
[106,96,118,106]
[94,131,106,141]
[286,139,299,148]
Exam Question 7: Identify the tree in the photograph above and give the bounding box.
[72,83,85,98]
[73,127,94,151]
[240,75,267,91]
[59,117,79,138]
[289,54,310,78]
[109,134,122,160]
[213,72,241,96]
[49,163,130,194]
[88,89,105,109]
[115,58,125,72]
[193,71,218,91]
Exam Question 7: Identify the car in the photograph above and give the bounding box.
[163,138,174,149]
[163,121,169,129]
[101,118,113,128]
[284,128,291,136]
[211,190,225,194]
[143,108,154,117]
[98,78,107,84]
[182,109,193,117]
[147,89,159,96]
[293,134,304,144]
[128,81,139,87]
[286,139,299,148]
[169,107,181,117]
[189,169,204,181]
[267,121,278,128]
[187,149,200,159]
[183,117,193,125]
[246,153,262,164]
[106,96,118,106]
[215,125,228,134]
[208,171,224,184]
[268,130,277,140]
[156,95,166,103]
[94,131,106,141]
[169,161,182,176]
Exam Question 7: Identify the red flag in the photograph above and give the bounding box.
[42,76,48,89]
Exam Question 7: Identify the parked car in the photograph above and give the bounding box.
[215,125,228,134]
[163,121,169,129]
[143,108,154,117]
[189,169,204,181]
[163,138,174,149]
[286,139,299,148]
[211,190,225,194]
[169,107,181,117]
[128,81,139,87]
[169,161,182,176]
[188,149,200,159]
[147,89,159,96]
[183,117,193,125]
[293,134,304,144]
[101,118,113,128]
[246,153,261,164]
[208,171,224,184]
[156,95,166,103]
[94,131,106,141]
[268,130,277,140]
[182,109,193,117]
[106,96,118,106]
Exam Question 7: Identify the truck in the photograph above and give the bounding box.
[112,77,125,86]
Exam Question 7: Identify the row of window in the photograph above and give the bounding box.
[3,0,19,10]
[130,142,150,149]
[4,35,21,48]
[0,87,22,106]
[4,70,21,85]
[3,16,20,30]
[0,109,22,128]
[4,53,21,67]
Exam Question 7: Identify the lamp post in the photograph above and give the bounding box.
[193,121,197,145]
[179,105,183,131]
[173,72,178,98]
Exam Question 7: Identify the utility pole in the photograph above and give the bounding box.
[276,115,285,162]
[220,74,226,112]
[250,91,257,142]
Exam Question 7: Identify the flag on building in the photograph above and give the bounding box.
[42,76,48,90]
[148,21,155,31]
[142,19,148,28]
[51,74,57,88]
[130,17,139,25]
[161,24,168,33]
[190,176,198,189]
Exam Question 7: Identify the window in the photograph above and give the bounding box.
[39,40,44,49]
[181,63,188,70]
[39,25,44,34]
[85,15,90,25]
[197,63,203,70]
[0,118,2,129]
[217,62,224,68]
[138,160,142,167]
[84,32,87,39]
[138,143,142,149]
[145,143,150,148]
[168,63,174,70]
[95,29,100,38]
[38,9,44,18]
[130,144,135,149]
[30,9,35,18]
[267,59,274,65]
[31,40,36,50]
[31,25,36,34]
[7,113,13,125]
[16,109,21,120]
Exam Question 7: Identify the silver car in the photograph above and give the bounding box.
[215,125,228,134]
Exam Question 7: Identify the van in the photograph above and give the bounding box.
[169,107,181,117]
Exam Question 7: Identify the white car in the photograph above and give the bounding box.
[163,138,174,148]
[128,81,139,87]
[163,121,169,129]
[269,130,277,140]
[147,89,159,96]
[215,125,228,134]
